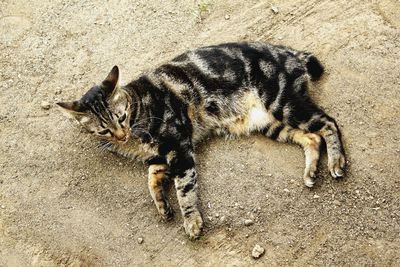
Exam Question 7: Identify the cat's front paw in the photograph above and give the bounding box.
[183,212,203,240]
[159,202,174,221]
[328,152,346,178]
[304,174,315,188]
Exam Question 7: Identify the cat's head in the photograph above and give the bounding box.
[57,66,132,144]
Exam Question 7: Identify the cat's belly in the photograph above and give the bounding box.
[223,106,274,136]
[191,90,275,141]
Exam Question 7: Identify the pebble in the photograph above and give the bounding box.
[252,244,265,259]
[225,14,230,20]
[283,188,290,193]
[137,237,144,244]
[244,219,254,226]
[41,101,51,110]
[313,194,320,199]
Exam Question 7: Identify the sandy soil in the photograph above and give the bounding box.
[1,0,399,266]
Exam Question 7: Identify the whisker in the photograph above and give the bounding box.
[131,116,166,128]
[131,127,153,140]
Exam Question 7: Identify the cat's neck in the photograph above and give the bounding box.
[126,87,142,127]
[121,80,154,142]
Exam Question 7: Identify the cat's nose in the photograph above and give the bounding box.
[114,129,127,141]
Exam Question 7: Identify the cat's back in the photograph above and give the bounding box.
[152,42,303,97]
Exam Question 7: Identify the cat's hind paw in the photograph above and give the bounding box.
[328,153,346,179]
[304,164,317,188]
[183,212,204,240]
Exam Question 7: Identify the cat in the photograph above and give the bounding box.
[57,42,346,239]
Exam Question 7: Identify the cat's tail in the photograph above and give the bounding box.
[297,52,325,81]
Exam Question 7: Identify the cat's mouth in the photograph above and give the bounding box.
[112,129,131,144]
[115,133,130,144]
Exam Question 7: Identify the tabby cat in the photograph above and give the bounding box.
[57,42,346,239]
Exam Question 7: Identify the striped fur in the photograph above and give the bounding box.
[58,42,346,239]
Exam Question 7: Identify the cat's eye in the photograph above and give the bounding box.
[118,113,127,123]
[98,129,111,135]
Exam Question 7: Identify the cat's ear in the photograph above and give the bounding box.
[56,101,85,119]
[102,66,119,96]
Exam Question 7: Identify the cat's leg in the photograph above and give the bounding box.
[306,114,346,178]
[263,124,321,187]
[148,164,173,220]
[288,130,321,187]
[169,150,203,239]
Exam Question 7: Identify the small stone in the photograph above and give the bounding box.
[333,200,341,206]
[137,237,144,244]
[245,234,249,238]
[271,5,279,14]
[41,101,51,110]
[267,173,273,177]
[252,244,265,259]
[244,219,254,226]
[1,205,5,209]
[313,194,320,199]
[283,188,290,193]
[220,216,226,223]
[224,14,230,20]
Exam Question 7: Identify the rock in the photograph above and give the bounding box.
[271,6,279,14]
[224,14,230,20]
[137,237,144,244]
[244,219,254,226]
[283,188,290,193]
[41,101,51,110]
[313,194,320,199]
[252,244,265,259]
[333,200,341,206]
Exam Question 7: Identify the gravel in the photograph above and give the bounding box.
[251,244,265,259]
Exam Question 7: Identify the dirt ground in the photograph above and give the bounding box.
[1,0,399,266]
